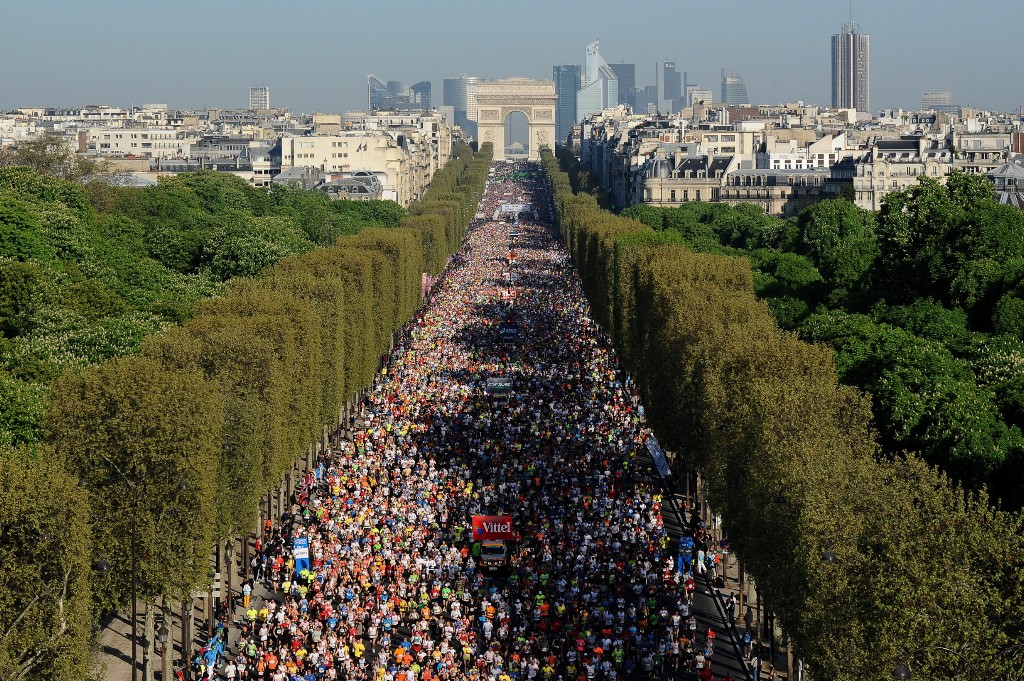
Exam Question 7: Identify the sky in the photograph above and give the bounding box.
[1,0,1020,115]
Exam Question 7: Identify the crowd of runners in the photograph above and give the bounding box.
[196,162,734,681]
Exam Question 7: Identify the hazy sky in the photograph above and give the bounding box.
[2,0,1020,114]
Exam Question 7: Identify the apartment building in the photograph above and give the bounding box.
[853,136,953,210]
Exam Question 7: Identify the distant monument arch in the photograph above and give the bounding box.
[475,78,557,161]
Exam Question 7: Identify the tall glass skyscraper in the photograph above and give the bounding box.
[720,69,749,106]
[553,65,581,146]
[576,41,618,123]
[656,61,683,114]
[608,63,635,106]
[832,21,870,113]
[443,75,480,135]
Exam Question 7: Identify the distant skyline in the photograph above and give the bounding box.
[2,0,1021,115]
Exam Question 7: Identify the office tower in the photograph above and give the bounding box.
[656,60,682,114]
[249,86,270,111]
[831,21,870,113]
[576,40,618,122]
[553,65,581,145]
[921,91,953,111]
[686,86,713,108]
[368,76,429,111]
[443,75,480,134]
[410,81,432,110]
[720,69,749,106]
[608,63,635,105]
[368,75,388,110]
[643,85,659,113]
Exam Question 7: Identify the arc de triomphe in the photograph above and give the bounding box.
[475,78,556,161]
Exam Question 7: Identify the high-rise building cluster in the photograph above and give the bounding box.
[367,75,431,112]
[550,41,755,146]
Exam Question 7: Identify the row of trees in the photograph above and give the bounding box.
[0,161,412,450]
[0,143,493,680]
[619,176,1024,508]
[541,148,1024,680]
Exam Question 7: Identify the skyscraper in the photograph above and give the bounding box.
[552,65,581,146]
[921,91,957,113]
[720,69,749,106]
[831,21,870,113]
[576,41,618,122]
[410,81,432,110]
[443,76,480,135]
[656,61,683,114]
[249,86,270,111]
[368,76,430,112]
[608,63,635,106]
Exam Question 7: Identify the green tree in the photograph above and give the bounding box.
[47,356,221,608]
[795,198,878,293]
[0,445,96,681]
[0,133,104,182]
[0,194,54,262]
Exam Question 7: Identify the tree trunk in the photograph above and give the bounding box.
[143,601,156,681]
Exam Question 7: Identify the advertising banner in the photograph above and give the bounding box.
[485,376,514,395]
[499,323,519,342]
[472,515,515,540]
[293,536,310,573]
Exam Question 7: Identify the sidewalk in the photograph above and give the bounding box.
[664,483,791,681]
[633,448,760,681]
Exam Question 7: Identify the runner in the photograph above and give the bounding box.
[220,161,700,681]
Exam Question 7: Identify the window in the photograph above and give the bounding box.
[670,189,676,202]
[683,189,689,201]
[695,189,701,201]
[893,181,898,188]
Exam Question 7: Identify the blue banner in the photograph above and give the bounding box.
[645,437,672,478]
[293,536,310,574]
